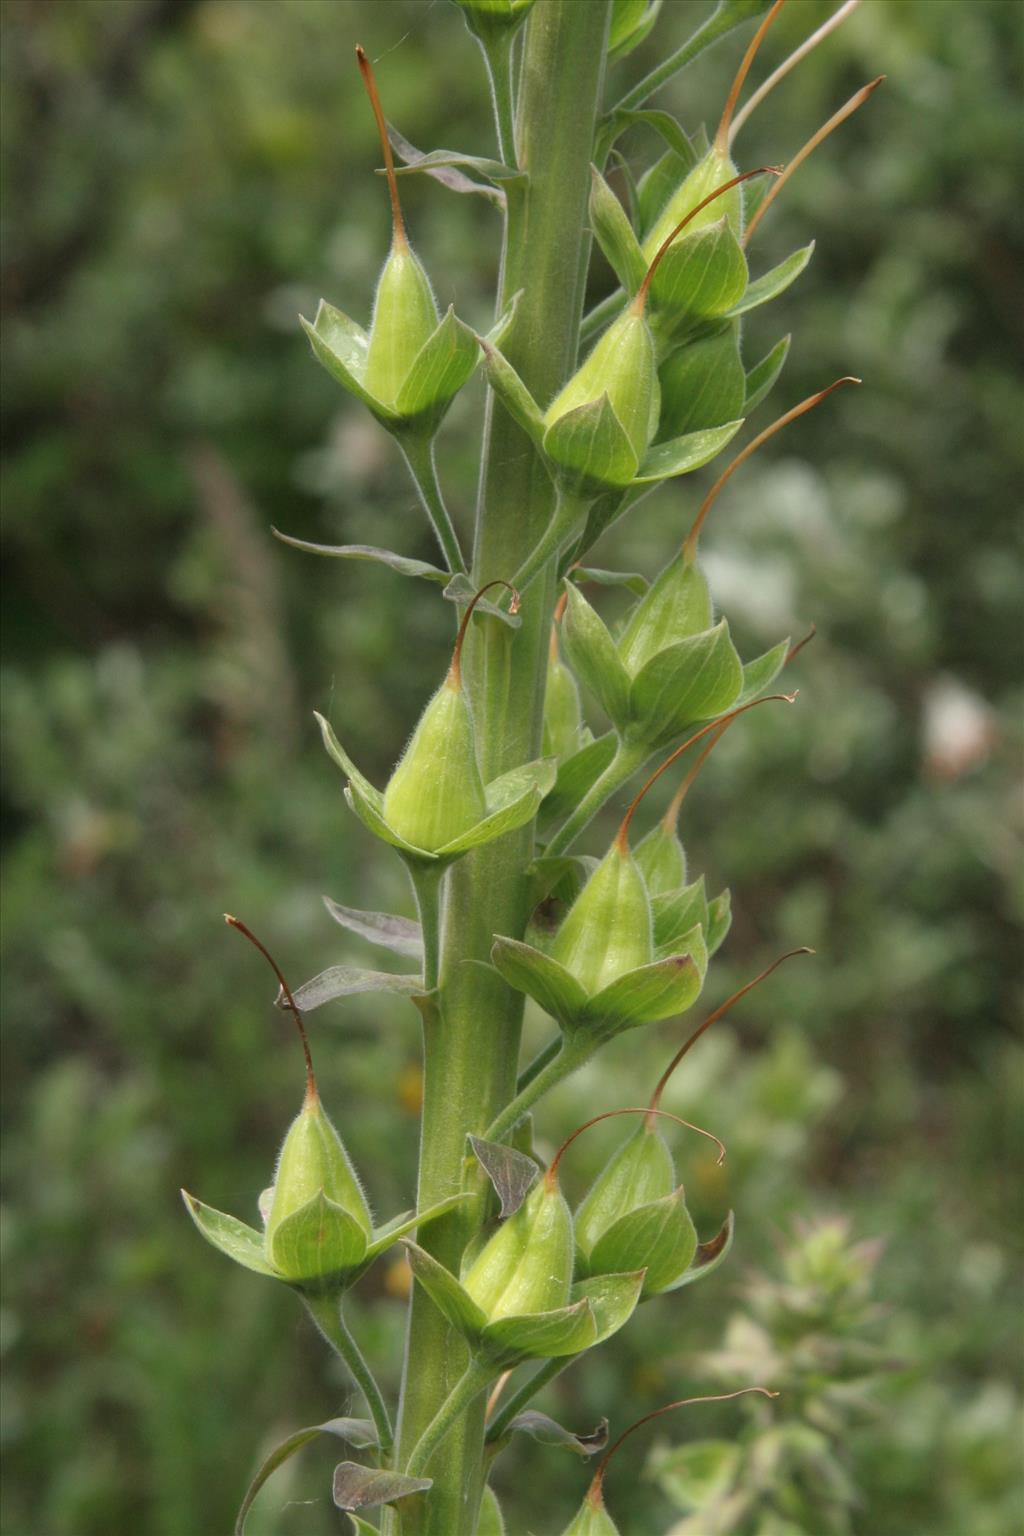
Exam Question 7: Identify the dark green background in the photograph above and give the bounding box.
[2,2,1021,1533]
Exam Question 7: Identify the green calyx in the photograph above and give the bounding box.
[633,818,687,896]
[265,1092,373,1254]
[642,145,744,260]
[382,676,488,853]
[363,238,439,408]
[549,840,652,995]
[543,308,659,486]
[462,1180,574,1321]
[574,1122,674,1260]
[454,0,535,43]
[608,0,661,62]
[560,1493,620,1536]
[617,551,713,677]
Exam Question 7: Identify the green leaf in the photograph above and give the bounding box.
[484,757,558,812]
[388,123,507,205]
[322,897,424,961]
[571,1269,646,1343]
[181,1192,278,1278]
[402,1241,488,1342]
[481,1297,596,1363]
[443,571,523,629]
[663,1210,734,1291]
[736,639,790,706]
[270,531,448,583]
[365,1195,469,1262]
[234,1419,380,1535]
[503,1409,608,1457]
[287,966,424,1014]
[391,145,522,184]
[649,221,748,334]
[332,1463,433,1511]
[583,951,703,1029]
[490,936,588,1028]
[634,420,743,484]
[572,566,649,596]
[396,306,480,422]
[725,242,815,318]
[300,303,383,415]
[589,165,647,296]
[479,342,546,448]
[590,1192,697,1296]
[652,877,709,956]
[268,1191,368,1283]
[561,583,632,727]
[705,889,732,957]
[543,394,638,494]
[627,621,743,747]
[744,335,791,413]
[538,732,618,831]
[314,714,382,809]
[469,1135,539,1218]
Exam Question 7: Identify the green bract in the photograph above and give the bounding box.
[453,0,536,44]
[182,1089,461,1291]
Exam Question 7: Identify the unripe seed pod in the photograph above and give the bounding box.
[616,553,712,677]
[574,1122,675,1261]
[462,1180,573,1321]
[642,145,744,259]
[560,1497,620,1536]
[549,840,652,995]
[264,1094,372,1247]
[543,308,660,465]
[454,0,535,44]
[363,242,439,408]
[543,622,584,761]
[633,819,687,897]
[382,677,487,851]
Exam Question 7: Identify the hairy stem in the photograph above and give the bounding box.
[400,435,467,575]
[406,1360,495,1479]
[303,1292,394,1456]
[485,1035,594,1145]
[545,738,648,857]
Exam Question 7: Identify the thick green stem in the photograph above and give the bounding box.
[405,1360,495,1479]
[390,9,612,1534]
[545,738,647,858]
[302,1292,394,1456]
[400,435,467,575]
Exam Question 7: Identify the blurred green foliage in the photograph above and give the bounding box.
[1,2,1020,1533]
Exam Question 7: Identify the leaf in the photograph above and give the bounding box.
[503,1409,609,1457]
[649,222,748,334]
[481,1297,596,1364]
[663,1210,735,1291]
[271,531,448,583]
[583,952,703,1029]
[365,1194,469,1261]
[572,566,649,596]
[736,639,790,706]
[628,621,743,747]
[391,144,522,184]
[543,394,638,494]
[478,341,546,449]
[437,770,550,857]
[469,1136,539,1218]
[571,1269,646,1343]
[561,583,632,728]
[538,731,618,832]
[589,165,647,296]
[490,936,588,1028]
[443,571,523,629]
[285,966,424,1014]
[234,1419,380,1535]
[652,877,709,956]
[589,1192,697,1296]
[634,420,743,484]
[402,1240,488,1341]
[322,897,424,961]
[484,757,558,812]
[397,306,480,422]
[724,243,815,318]
[744,335,791,413]
[332,1463,433,1512]
[314,713,382,808]
[388,122,506,205]
[705,889,732,957]
[181,1192,278,1278]
[268,1191,368,1283]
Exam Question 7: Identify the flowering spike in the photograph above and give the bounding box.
[683,378,861,558]
[744,76,886,245]
[730,0,863,146]
[225,913,316,1105]
[715,0,788,153]
[647,948,814,1119]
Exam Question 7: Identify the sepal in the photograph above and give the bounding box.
[744,335,791,413]
[662,1210,735,1291]
[589,165,647,296]
[561,583,632,727]
[633,420,743,484]
[581,949,704,1032]
[268,1190,368,1285]
[181,1193,278,1278]
[542,393,639,494]
[588,1190,698,1297]
[626,621,743,749]
[725,242,815,318]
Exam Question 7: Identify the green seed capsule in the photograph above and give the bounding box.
[363,239,439,408]
[633,819,687,896]
[560,1496,620,1536]
[616,552,713,676]
[544,308,659,465]
[382,676,487,852]
[543,629,584,761]
[549,840,652,995]
[575,1122,675,1262]
[462,1180,573,1321]
[641,145,744,261]
[454,0,535,43]
[657,322,746,440]
[264,1092,372,1249]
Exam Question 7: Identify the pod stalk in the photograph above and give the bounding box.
[683,378,861,558]
[546,1105,726,1188]
[715,0,787,153]
[356,44,408,249]
[647,948,814,1122]
[743,76,886,245]
[224,913,316,1105]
